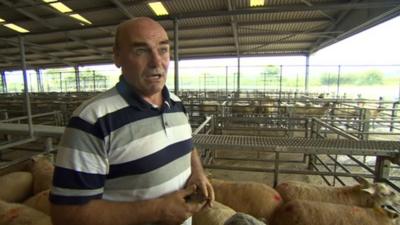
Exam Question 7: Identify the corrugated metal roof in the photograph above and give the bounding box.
[0,0,399,70]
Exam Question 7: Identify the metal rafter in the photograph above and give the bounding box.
[300,0,335,22]
[310,0,400,53]
[65,33,110,58]
[310,0,361,53]
[227,0,239,55]
[0,0,57,29]
[0,37,76,67]
[109,0,134,18]
[21,0,113,59]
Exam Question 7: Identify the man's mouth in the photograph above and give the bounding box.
[147,74,162,79]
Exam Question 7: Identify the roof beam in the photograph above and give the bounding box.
[0,0,57,29]
[227,0,239,56]
[300,0,335,21]
[20,0,113,60]
[109,0,134,18]
[65,33,110,58]
[171,1,400,19]
[1,1,394,38]
[0,37,76,67]
[310,0,400,53]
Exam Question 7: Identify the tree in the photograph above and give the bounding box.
[320,72,336,85]
[357,70,384,85]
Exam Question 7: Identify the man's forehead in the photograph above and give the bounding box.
[130,39,170,47]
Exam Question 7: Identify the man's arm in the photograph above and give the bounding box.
[51,185,204,225]
[187,148,215,205]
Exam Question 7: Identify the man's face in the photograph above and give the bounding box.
[114,20,170,97]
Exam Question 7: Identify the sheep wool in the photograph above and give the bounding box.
[270,199,393,225]
[275,181,374,207]
[193,201,236,225]
[211,179,283,221]
[29,158,54,194]
[23,190,50,215]
[0,199,52,225]
[0,172,33,203]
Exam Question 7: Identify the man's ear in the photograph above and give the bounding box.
[113,46,121,68]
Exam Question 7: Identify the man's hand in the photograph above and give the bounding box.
[157,185,206,225]
[186,171,215,207]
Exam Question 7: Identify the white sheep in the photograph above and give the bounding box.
[211,178,283,222]
[270,199,396,225]
[275,176,398,208]
[224,212,266,225]
[192,201,236,225]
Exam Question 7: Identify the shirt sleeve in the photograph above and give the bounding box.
[49,116,108,205]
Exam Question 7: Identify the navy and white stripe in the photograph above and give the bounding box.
[50,76,193,207]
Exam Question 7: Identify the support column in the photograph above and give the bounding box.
[305,54,310,93]
[173,17,179,94]
[19,35,34,137]
[374,156,391,182]
[36,68,44,92]
[74,66,80,92]
[336,65,341,99]
[279,65,283,103]
[1,71,6,93]
[237,57,240,93]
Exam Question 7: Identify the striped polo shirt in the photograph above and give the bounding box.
[50,76,193,210]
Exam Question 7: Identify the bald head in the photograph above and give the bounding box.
[114,17,168,51]
[112,17,170,98]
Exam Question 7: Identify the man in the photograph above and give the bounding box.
[50,17,214,225]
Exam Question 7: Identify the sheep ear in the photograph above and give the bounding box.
[381,205,400,219]
[354,176,371,189]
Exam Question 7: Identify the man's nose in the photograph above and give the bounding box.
[149,49,162,67]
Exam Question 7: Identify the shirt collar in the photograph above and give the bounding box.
[116,75,172,110]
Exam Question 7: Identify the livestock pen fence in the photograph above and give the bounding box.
[192,116,400,191]
[0,114,400,193]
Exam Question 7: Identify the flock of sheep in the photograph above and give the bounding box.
[195,177,400,225]
[0,156,399,225]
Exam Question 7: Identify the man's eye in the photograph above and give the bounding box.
[159,47,169,54]
[134,48,148,55]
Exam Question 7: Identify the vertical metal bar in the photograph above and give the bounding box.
[237,57,240,93]
[336,65,341,99]
[59,72,62,92]
[390,102,398,132]
[36,68,43,92]
[225,66,228,96]
[174,17,179,94]
[1,71,6,93]
[279,65,283,103]
[374,156,390,182]
[19,36,34,138]
[74,65,80,92]
[204,73,206,93]
[93,70,96,92]
[305,54,309,93]
[45,137,53,153]
[274,151,280,187]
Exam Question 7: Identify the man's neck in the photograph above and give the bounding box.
[143,93,163,107]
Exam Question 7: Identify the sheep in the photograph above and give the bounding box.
[211,179,283,222]
[275,176,399,208]
[0,199,52,225]
[224,212,266,225]
[0,172,33,203]
[192,201,236,225]
[23,190,50,215]
[28,157,54,194]
[269,199,396,225]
